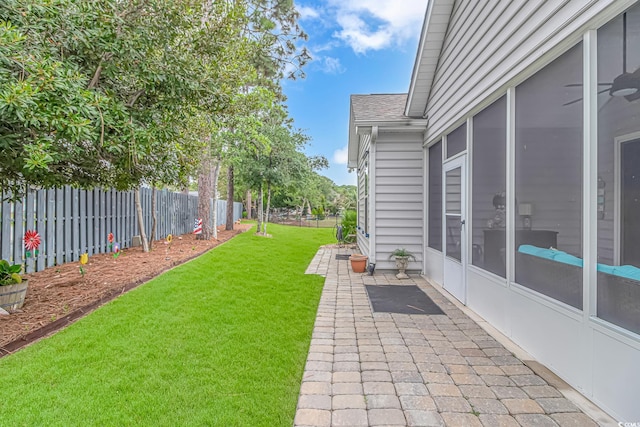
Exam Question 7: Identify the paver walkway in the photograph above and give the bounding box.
[296,246,610,427]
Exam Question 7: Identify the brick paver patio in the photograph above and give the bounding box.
[296,246,614,427]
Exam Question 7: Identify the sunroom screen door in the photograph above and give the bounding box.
[443,155,467,303]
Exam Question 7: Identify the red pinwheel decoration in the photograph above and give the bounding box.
[24,230,41,258]
[108,233,114,244]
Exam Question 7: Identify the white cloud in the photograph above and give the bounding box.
[297,5,320,20]
[333,146,349,165]
[327,0,427,54]
[312,40,340,53]
[318,56,345,74]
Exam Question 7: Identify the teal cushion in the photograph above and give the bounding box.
[518,244,539,255]
[612,265,640,281]
[597,263,616,275]
[518,245,559,260]
[553,253,583,267]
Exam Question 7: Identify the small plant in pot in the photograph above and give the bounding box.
[389,248,416,279]
[0,260,28,312]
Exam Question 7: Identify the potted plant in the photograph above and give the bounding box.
[349,254,368,273]
[0,260,28,311]
[389,248,416,279]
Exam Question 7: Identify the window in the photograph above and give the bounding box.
[447,123,466,158]
[597,4,640,334]
[428,141,443,250]
[364,155,369,234]
[472,96,507,277]
[357,149,369,236]
[514,42,583,309]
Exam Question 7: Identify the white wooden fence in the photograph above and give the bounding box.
[0,187,242,273]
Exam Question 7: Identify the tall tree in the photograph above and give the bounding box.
[0,0,244,199]
[209,0,309,232]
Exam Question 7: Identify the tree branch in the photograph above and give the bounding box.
[87,53,113,90]
[127,90,145,107]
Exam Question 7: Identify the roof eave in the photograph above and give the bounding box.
[405,0,436,116]
[353,119,428,128]
[405,0,455,117]
[347,100,359,168]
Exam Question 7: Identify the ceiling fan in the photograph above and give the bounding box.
[564,12,640,106]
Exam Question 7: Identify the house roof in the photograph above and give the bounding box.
[351,93,409,122]
[347,94,410,169]
[347,93,427,168]
[405,0,455,118]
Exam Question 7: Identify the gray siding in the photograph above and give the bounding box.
[423,0,623,141]
[357,134,371,256]
[374,131,424,270]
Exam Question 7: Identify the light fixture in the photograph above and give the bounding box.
[611,12,639,97]
[610,72,639,97]
[625,84,640,102]
[518,203,533,230]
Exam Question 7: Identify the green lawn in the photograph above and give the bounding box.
[0,224,333,426]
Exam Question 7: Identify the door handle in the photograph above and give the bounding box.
[460,219,465,227]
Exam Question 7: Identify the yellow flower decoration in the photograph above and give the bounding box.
[80,253,89,265]
[166,234,173,243]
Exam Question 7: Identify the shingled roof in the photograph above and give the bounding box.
[350,94,408,122]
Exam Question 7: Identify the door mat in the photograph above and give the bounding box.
[335,254,351,260]
[365,285,445,315]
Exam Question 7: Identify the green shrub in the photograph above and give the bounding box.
[388,248,416,260]
[341,210,356,237]
[312,207,325,220]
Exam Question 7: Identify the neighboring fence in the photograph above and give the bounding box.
[0,186,243,273]
[268,210,343,229]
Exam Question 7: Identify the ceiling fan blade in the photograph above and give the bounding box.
[563,89,612,106]
[564,83,612,87]
[563,98,583,106]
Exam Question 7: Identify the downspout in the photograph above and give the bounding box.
[370,126,378,265]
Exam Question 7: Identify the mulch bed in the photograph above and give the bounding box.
[0,223,253,357]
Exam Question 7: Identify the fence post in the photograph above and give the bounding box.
[46,189,56,268]
[12,193,23,267]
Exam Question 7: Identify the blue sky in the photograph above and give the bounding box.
[283,0,428,186]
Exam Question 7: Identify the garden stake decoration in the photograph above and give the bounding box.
[165,234,173,260]
[79,253,88,277]
[24,230,41,258]
[108,233,121,259]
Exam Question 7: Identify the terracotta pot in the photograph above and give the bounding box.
[349,254,368,273]
[0,280,28,311]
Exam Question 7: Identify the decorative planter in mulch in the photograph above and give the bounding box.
[0,281,29,311]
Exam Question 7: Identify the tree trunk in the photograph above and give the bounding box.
[246,189,252,219]
[257,184,264,233]
[211,158,221,240]
[226,165,234,230]
[149,186,157,250]
[299,198,306,217]
[264,183,271,235]
[134,188,149,252]
[197,155,214,240]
